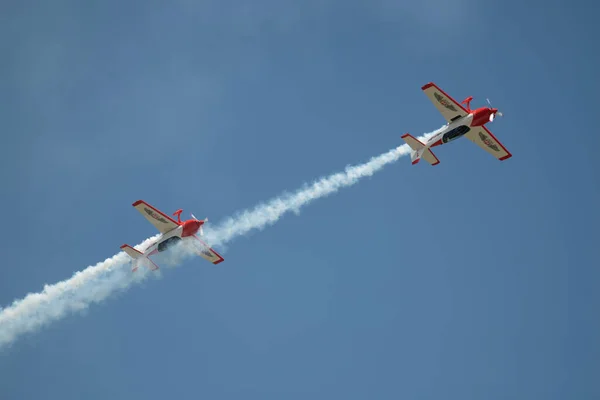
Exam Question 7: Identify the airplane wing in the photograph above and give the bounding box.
[464,126,512,161]
[192,234,225,265]
[132,200,180,234]
[421,82,469,122]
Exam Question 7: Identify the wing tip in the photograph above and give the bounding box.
[421,82,435,90]
[481,126,512,160]
[132,200,144,207]
[210,249,225,264]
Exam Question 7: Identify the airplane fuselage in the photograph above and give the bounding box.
[143,218,203,257]
[425,106,496,149]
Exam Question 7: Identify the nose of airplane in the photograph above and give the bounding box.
[182,219,203,237]
[489,108,503,122]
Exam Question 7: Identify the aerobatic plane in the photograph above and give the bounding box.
[401,82,512,165]
[120,200,224,272]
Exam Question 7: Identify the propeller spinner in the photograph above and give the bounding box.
[486,98,503,121]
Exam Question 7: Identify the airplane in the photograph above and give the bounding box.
[120,200,224,272]
[401,82,512,165]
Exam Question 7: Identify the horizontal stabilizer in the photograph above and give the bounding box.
[120,244,142,259]
[401,133,440,166]
[120,244,159,272]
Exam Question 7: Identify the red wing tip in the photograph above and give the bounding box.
[499,154,512,161]
[431,161,440,166]
[401,133,411,138]
[213,258,225,265]
[120,244,130,249]
[132,200,144,206]
[421,82,435,90]
[412,159,420,165]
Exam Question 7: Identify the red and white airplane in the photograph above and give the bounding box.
[120,200,224,272]
[401,82,512,165]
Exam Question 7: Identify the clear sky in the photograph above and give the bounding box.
[1,0,599,399]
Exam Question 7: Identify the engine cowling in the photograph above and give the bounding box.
[181,219,203,237]
[471,107,498,126]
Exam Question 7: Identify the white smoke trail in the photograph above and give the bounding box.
[204,128,441,245]
[0,235,161,349]
[0,128,442,348]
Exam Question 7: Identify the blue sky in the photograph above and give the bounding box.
[1,0,599,399]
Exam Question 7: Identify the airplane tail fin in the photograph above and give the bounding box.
[401,133,440,166]
[120,244,159,272]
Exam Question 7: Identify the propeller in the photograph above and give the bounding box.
[191,213,208,236]
[486,98,503,121]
